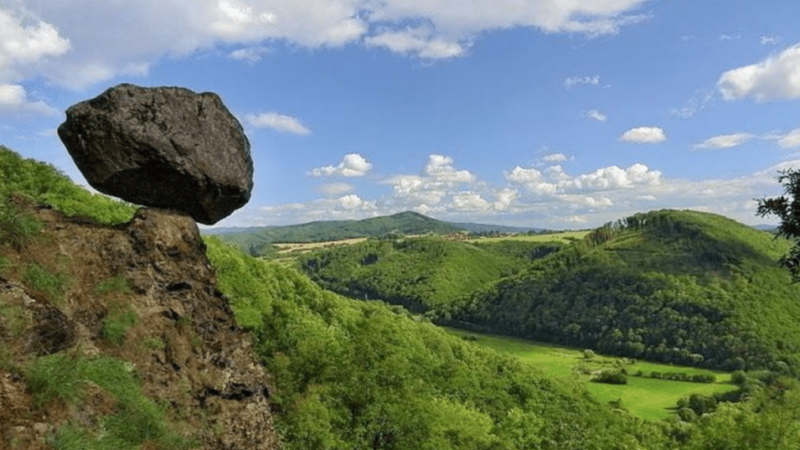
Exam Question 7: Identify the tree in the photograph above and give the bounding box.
[757,168,800,281]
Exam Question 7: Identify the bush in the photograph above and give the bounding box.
[593,370,628,385]
[583,349,596,359]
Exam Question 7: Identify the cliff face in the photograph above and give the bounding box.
[0,197,279,450]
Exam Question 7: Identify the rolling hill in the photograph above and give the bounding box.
[300,209,800,374]
[299,236,564,312]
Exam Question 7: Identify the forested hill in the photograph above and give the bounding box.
[299,208,800,374]
[451,210,800,373]
[207,211,464,249]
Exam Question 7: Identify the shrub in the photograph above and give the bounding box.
[583,349,596,359]
[593,370,628,385]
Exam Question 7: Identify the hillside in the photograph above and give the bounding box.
[4,146,800,449]
[206,211,463,252]
[451,210,800,373]
[299,236,563,312]
[299,207,800,373]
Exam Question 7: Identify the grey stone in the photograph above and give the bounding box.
[58,83,253,224]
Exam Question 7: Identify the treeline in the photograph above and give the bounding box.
[299,236,560,312]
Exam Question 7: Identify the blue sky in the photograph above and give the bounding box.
[2,0,800,228]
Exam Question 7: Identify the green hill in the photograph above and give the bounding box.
[299,236,563,312]
[449,210,800,373]
[5,146,800,449]
[209,211,465,253]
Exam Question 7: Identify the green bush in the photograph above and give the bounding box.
[592,369,628,385]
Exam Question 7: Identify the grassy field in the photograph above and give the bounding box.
[448,329,735,420]
[275,237,368,254]
[465,230,590,244]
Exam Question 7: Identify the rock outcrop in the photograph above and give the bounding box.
[0,199,278,449]
[57,84,254,225]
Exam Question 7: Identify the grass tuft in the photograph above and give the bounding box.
[94,275,132,295]
[0,199,42,250]
[101,302,138,346]
[23,263,71,305]
[27,353,195,449]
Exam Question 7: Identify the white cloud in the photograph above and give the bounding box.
[338,194,365,209]
[318,182,355,196]
[718,43,800,101]
[228,46,270,63]
[366,26,465,59]
[493,189,518,211]
[309,153,373,177]
[564,75,600,89]
[424,154,475,183]
[505,162,662,195]
[246,112,311,135]
[542,153,568,163]
[0,1,651,89]
[451,191,491,211]
[776,128,800,148]
[619,126,666,144]
[585,109,607,122]
[0,83,57,116]
[0,9,70,81]
[694,132,754,150]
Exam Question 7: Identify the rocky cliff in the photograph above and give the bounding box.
[0,195,279,449]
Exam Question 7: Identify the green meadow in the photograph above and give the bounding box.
[448,329,735,420]
[465,230,590,244]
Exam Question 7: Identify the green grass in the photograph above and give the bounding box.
[0,198,42,250]
[449,330,735,421]
[0,302,31,337]
[26,353,193,449]
[23,263,71,305]
[100,302,138,346]
[465,230,590,244]
[94,275,132,295]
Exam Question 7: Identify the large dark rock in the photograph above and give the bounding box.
[58,83,253,225]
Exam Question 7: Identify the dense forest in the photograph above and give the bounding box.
[2,145,800,449]
[300,209,800,373]
[300,237,563,311]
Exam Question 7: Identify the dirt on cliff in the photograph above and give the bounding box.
[0,196,280,450]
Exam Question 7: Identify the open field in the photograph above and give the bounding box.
[465,230,590,244]
[275,237,368,254]
[447,329,735,421]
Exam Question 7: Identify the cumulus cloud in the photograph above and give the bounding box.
[451,191,491,211]
[424,154,475,183]
[0,1,652,89]
[718,43,800,101]
[564,75,600,89]
[505,162,662,195]
[246,112,311,135]
[694,132,754,150]
[309,153,373,177]
[585,109,607,122]
[619,126,666,143]
[0,83,57,116]
[366,26,465,59]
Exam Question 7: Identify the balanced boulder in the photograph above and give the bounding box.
[58,83,253,225]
